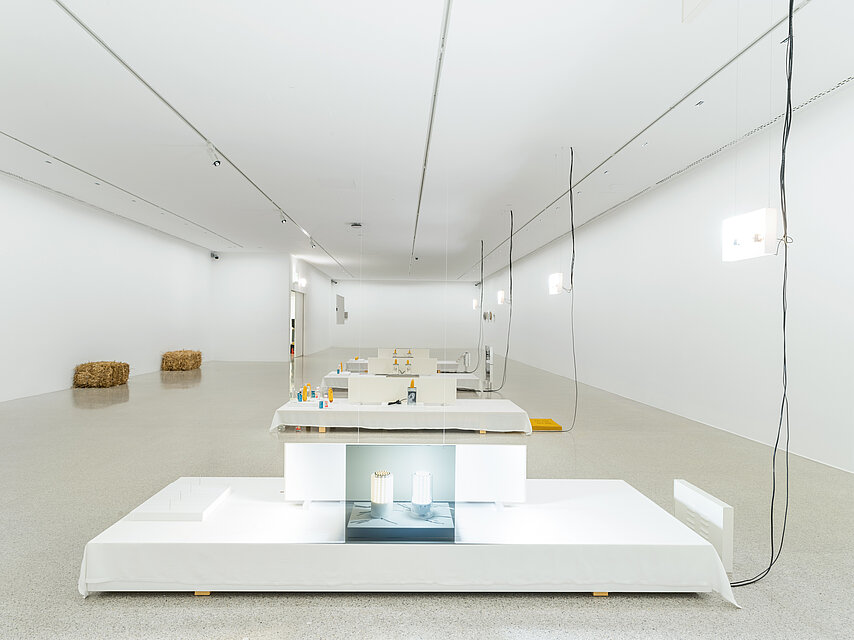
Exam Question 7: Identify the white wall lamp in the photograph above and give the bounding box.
[548,272,572,295]
[472,298,479,310]
[496,290,508,305]
[722,208,779,262]
[293,273,307,289]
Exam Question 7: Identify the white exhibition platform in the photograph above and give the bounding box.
[78,477,736,605]
[322,371,480,391]
[269,398,532,434]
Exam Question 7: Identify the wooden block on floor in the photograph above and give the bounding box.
[319,427,327,433]
[479,430,486,434]
[530,418,562,432]
[592,592,608,597]
[194,591,210,596]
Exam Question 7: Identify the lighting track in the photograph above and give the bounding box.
[50,0,353,277]
[457,0,814,281]
[0,129,242,247]
[408,0,453,276]
[0,166,221,253]
[466,71,852,279]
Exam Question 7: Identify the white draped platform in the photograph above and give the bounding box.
[322,371,480,391]
[78,477,736,605]
[269,398,532,434]
[346,359,459,373]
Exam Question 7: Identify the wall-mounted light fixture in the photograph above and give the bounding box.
[548,272,572,295]
[497,290,506,305]
[472,298,479,310]
[722,208,778,262]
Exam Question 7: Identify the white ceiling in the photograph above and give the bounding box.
[1,0,851,281]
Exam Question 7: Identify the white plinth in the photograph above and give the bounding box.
[126,478,230,522]
[346,359,369,373]
[78,477,737,606]
[270,398,531,433]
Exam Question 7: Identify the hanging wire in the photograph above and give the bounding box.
[462,240,484,374]
[566,147,579,431]
[730,0,794,588]
[486,210,513,393]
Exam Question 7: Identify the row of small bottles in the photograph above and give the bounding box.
[297,383,333,408]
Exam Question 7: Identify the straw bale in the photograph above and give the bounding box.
[161,350,202,371]
[73,361,129,388]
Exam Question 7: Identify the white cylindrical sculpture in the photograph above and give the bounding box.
[371,470,393,518]
[411,470,433,518]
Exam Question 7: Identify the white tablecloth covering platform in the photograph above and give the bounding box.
[346,359,368,372]
[346,359,459,373]
[270,398,532,434]
[78,477,736,606]
[322,371,480,391]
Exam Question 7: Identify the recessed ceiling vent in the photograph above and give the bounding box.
[349,222,363,228]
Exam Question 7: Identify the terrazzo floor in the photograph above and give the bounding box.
[1,348,851,639]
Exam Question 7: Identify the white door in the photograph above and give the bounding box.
[293,291,305,358]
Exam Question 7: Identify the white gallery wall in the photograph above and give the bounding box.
[331,280,480,355]
[0,179,341,402]
[208,253,292,362]
[290,256,334,356]
[484,86,854,473]
[0,176,213,402]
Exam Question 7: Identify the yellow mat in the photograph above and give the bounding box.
[530,418,562,432]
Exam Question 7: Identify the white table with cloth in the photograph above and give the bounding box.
[321,371,481,391]
[346,358,459,373]
[269,398,532,434]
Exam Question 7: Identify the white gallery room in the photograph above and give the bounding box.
[1,1,853,639]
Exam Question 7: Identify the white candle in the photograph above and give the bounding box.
[371,470,393,518]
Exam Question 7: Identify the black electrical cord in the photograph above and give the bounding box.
[487,210,513,393]
[567,147,579,431]
[731,0,794,588]
[463,240,485,374]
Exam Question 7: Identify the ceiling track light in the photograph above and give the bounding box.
[206,142,221,167]
[280,213,287,224]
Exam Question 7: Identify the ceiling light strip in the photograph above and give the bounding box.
[457,0,814,280]
[0,129,242,247]
[50,0,352,277]
[408,0,453,276]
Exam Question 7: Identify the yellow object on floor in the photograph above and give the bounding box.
[530,418,562,431]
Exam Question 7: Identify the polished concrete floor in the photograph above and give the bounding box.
[1,348,851,639]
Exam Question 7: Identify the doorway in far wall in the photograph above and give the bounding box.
[291,290,305,358]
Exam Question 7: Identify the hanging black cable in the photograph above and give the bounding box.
[487,210,513,393]
[731,0,794,588]
[567,147,579,431]
[463,240,485,374]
